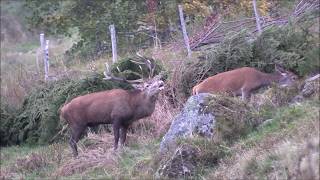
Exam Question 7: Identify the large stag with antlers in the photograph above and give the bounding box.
[60,54,164,157]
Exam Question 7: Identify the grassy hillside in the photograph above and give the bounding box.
[1,98,318,179]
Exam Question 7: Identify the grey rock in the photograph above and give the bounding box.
[293,74,320,103]
[159,93,215,153]
[302,74,319,97]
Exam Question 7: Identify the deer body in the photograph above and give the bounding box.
[60,79,164,157]
[192,67,296,100]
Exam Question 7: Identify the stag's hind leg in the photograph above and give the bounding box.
[69,124,86,157]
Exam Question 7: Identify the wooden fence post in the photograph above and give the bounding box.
[43,39,49,81]
[39,33,48,81]
[252,0,262,34]
[178,5,192,57]
[109,24,117,64]
[36,33,44,73]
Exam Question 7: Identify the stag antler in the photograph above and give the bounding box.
[103,63,144,83]
[135,52,155,78]
[103,52,157,86]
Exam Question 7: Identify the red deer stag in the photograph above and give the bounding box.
[60,56,164,157]
[192,65,297,100]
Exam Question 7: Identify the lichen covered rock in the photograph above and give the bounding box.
[159,93,214,153]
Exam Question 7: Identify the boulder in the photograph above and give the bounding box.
[159,93,215,153]
[301,74,319,98]
[293,74,320,103]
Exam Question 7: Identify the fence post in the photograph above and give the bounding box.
[44,39,49,81]
[252,0,262,34]
[39,33,48,81]
[109,24,117,64]
[36,33,44,73]
[178,5,192,57]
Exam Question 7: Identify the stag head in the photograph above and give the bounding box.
[275,65,298,87]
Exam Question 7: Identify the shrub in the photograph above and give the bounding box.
[110,56,163,80]
[0,103,18,145]
[205,95,260,143]
[252,22,319,75]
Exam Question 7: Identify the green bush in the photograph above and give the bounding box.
[205,95,260,143]
[0,73,132,146]
[252,22,319,75]
[110,56,163,80]
[0,102,18,146]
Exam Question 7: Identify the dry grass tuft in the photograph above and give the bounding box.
[15,153,47,172]
[131,93,179,138]
[54,132,118,177]
[1,154,43,179]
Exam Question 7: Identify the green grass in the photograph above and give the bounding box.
[0,145,44,167]
[206,99,319,179]
[15,41,39,53]
[117,139,160,178]
[66,167,113,180]
[1,100,318,179]
[242,101,316,147]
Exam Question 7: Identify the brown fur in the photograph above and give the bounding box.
[60,80,164,157]
[192,67,297,100]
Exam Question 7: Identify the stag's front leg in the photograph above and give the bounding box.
[241,88,251,101]
[120,125,128,147]
[113,122,120,150]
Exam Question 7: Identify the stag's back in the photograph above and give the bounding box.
[60,89,133,125]
[193,67,266,95]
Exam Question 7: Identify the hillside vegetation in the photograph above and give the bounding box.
[1,0,319,179]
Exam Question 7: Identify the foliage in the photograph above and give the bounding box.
[25,0,180,60]
[207,0,272,18]
[0,73,132,146]
[252,21,319,75]
[205,95,260,143]
[24,0,278,61]
[110,56,164,80]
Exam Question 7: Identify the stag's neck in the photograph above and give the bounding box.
[261,72,282,86]
[130,91,158,120]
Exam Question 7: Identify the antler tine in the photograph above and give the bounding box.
[135,51,155,78]
[103,62,144,84]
